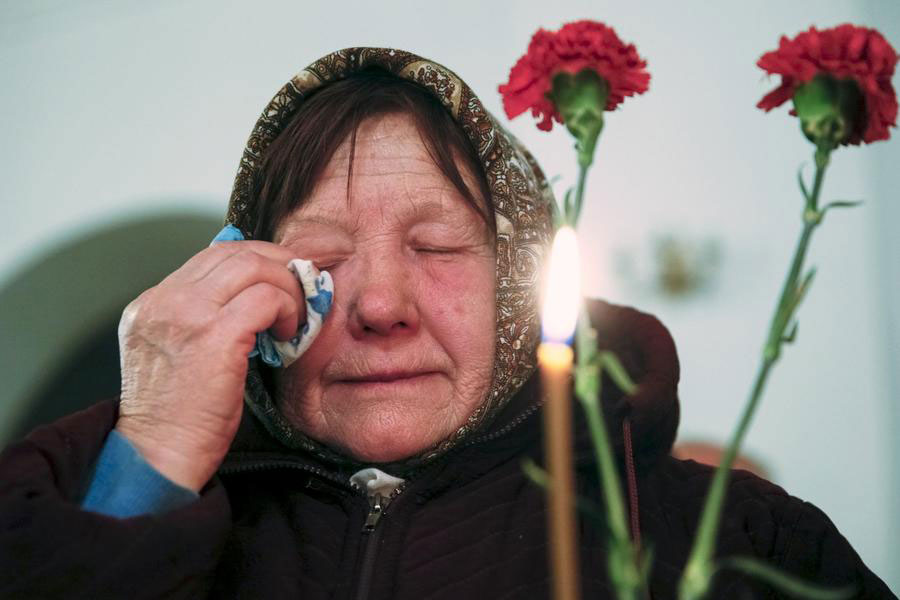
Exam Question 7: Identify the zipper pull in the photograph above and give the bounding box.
[363,492,384,532]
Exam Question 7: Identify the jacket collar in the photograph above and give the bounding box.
[221,300,681,487]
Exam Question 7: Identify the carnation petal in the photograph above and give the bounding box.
[499,19,650,131]
[758,84,795,111]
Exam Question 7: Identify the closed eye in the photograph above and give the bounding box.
[314,258,345,270]
[415,247,456,254]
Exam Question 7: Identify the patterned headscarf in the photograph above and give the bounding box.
[225,48,555,468]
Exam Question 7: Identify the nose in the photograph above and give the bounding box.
[347,256,420,339]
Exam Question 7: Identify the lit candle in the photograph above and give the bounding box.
[539,225,581,600]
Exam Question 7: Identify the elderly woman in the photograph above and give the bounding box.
[0,48,891,599]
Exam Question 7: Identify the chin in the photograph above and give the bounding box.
[334,422,444,465]
[312,383,463,464]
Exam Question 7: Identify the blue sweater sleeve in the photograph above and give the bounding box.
[80,429,199,518]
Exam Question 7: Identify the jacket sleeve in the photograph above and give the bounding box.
[0,400,233,599]
[81,429,200,518]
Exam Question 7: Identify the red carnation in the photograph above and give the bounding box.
[499,20,650,132]
[757,24,898,145]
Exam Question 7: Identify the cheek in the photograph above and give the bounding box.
[422,257,497,354]
[301,304,345,366]
[280,306,344,395]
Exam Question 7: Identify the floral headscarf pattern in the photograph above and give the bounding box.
[226,47,555,468]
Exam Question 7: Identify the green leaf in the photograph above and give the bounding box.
[563,187,574,225]
[521,457,549,488]
[782,321,798,344]
[638,544,655,584]
[520,458,606,526]
[576,313,599,365]
[575,313,601,401]
[783,267,817,323]
[599,351,638,395]
[797,165,811,203]
[822,199,864,212]
[720,557,855,599]
[549,194,562,228]
[794,267,817,308]
[575,363,600,403]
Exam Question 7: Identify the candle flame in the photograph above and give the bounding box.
[541,226,581,343]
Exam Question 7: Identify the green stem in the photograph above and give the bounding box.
[677,359,773,599]
[810,149,828,209]
[578,378,630,545]
[576,358,641,600]
[569,161,626,544]
[567,157,642,598]
[677,150,830,600]
[572,163,589,225]
[764,223,817,360]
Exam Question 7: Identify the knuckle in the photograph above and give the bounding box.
[197,243,237,268]
[120,288,154,331]
[125,286,214,336]
[236,248,266,270]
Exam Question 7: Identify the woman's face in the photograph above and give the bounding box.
[273,112,497,463]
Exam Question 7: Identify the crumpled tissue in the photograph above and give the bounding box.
[211,224,334,368]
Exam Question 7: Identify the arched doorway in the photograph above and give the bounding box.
[0,211,221,444]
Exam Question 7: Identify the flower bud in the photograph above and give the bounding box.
[756,24,896,146]
[548,69,609,167]
[792,74,864,148]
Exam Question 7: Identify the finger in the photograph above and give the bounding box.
[168,241,300,284]
[210,240,299,264]
[197,249,306,324]
[220,282,301,343]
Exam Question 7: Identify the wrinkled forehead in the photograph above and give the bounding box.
[320,113,463,176]
[226,48,554,241]
[274,113,492,240]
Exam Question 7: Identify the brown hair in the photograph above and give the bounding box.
[250,67,495,241]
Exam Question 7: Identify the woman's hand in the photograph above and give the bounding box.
[114,241,306,492]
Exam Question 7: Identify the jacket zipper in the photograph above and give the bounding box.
[346,403,542,600]
[351,481,407,600]
[217,399,542,599]
[219,459,407,600]
[218,458,352,490]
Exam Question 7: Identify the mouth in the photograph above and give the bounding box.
[339,371,441,384]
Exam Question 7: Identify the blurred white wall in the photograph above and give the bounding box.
[2,0,896,589]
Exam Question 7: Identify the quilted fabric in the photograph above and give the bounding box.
[0,300,892,598]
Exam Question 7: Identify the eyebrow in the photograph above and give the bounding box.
[290,213,349,229]
[275,212,353,244]
[407,198,460,221]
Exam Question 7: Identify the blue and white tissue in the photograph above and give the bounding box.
[211,225,334,368]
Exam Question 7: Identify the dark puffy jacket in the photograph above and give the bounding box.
[0,301,893,599]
